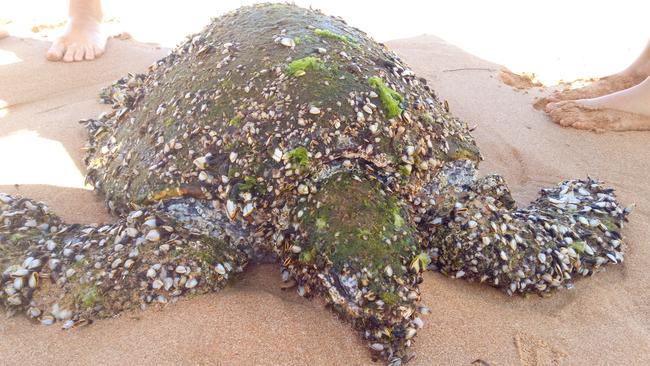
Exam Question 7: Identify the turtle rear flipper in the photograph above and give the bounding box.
[423,176,629,295]
[0,194,248,324]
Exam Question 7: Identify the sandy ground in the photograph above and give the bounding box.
[1,11,650,366]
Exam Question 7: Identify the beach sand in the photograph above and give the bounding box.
[1,23,649,366]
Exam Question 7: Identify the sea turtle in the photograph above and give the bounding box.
[0,4,630,364]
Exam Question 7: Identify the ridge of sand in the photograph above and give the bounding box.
[1,33,649,365]
[499,69,543,90]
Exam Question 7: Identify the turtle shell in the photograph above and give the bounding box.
[84,3,480,217]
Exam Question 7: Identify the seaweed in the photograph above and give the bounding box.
[368,76,405,118]
[314,28,355,46]
[287,146,310,167]
[287,56,323,76]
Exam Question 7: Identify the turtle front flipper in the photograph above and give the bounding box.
[281,171,425,363]
[422,175,630,295]
[0,194,248,325]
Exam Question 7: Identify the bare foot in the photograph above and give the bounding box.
[0,24,7,39]
[46,18,106,62]
[534,72,646,111]
[545,76,650,132]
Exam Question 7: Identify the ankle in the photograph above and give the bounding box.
[68,16,101,30]
[639,63,650,78]
[622,60,650,79]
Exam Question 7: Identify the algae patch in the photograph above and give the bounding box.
[239,175,262,193]
[228,113,244,127]
[287,146,310,167]
[79,284,101,309]
[287,56,323,76]
[314,28,355,46]
[368,77,404,118]
[380,291,400,306]
[571,241,586,254]
[299,173,416,274]
[410,252,431,273]
[163,117,175,127]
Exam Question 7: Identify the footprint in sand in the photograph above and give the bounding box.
[514,332,567,366]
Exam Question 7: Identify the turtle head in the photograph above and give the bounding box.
[283,168,423,359]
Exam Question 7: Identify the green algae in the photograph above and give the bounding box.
[239,175,262,194]
[314,28,354,45]
[79,285,100,309]
[228,114,243,127]
[227,165,241,180]
[398,165,411,177]
[287,146,310,167]
[450,147,478,161]
[9,232,28,242]
[380,291,400,306]
[420,112,434,124]
[299,245,318,263]
[368,77,404,119]
[8,228,44,243]
[198,250,215,265]
[315,216,328,231]
[163,117,175,127]
[303,34,315,43]
[410,252,431,273]
[571,241,586,254]
[299,173,416,274]
[287,56,323,76]
[393,209,405,228]
[446,136,481,162]
[193,236,235,265]
[601,218,619,232]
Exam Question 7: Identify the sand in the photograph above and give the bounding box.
[1,28,649,366]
